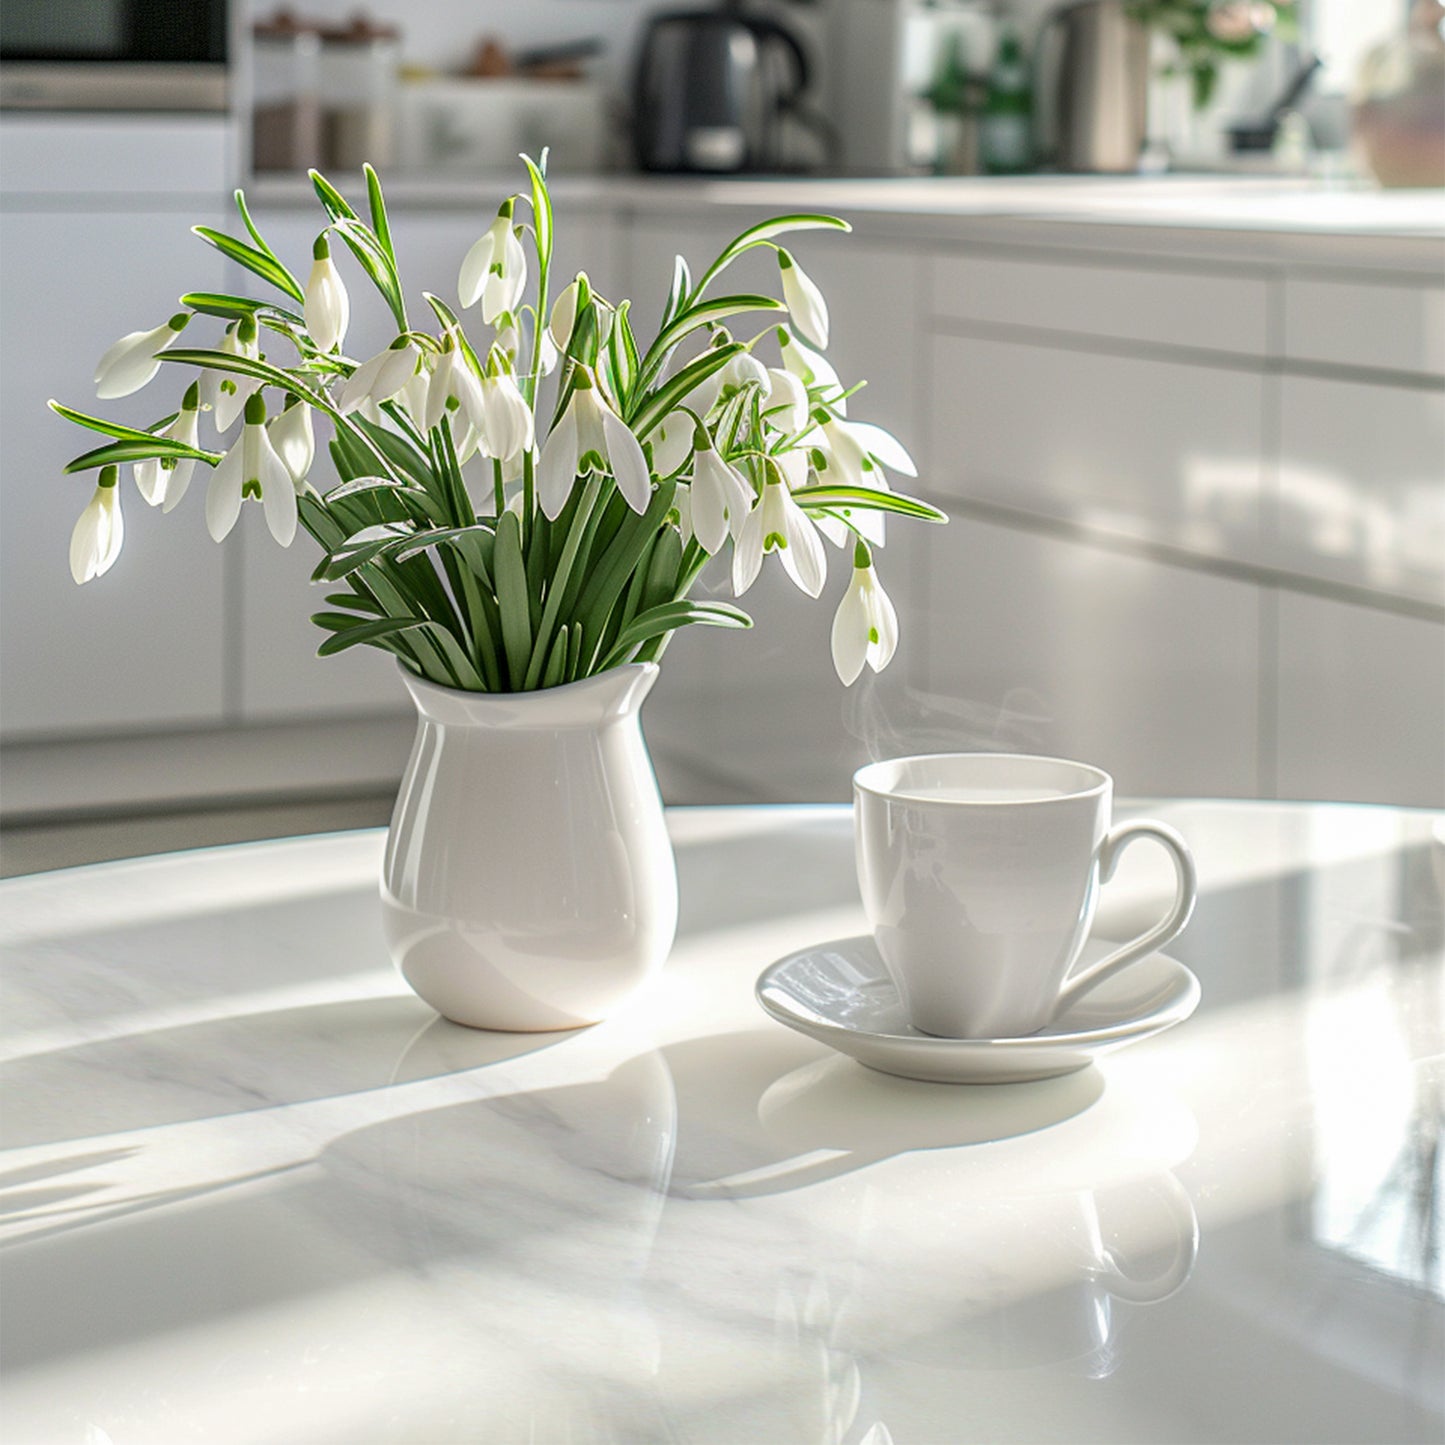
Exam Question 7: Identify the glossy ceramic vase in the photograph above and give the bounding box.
[381,662,677,1031]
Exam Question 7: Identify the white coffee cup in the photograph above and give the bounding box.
[853,753,1197,1039]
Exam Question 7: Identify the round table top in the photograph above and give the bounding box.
[2,800,1442,1444]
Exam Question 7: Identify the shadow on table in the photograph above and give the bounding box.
[660,1028,1106,1199]
[0,996,572,1149]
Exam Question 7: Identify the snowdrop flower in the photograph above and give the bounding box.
[650,410,695,478]
[203,317,262,433]
[424,338,484,434]
[733,467,826,598]
[459,198,526,324]
[538,367,651,519]
[134,383,202,510]
[206,393,299,547]
[764,367,810,435]
[338,337,417,415]
[549,275,586,350]
[95,312,190,399]
[831,549,898,685]
[397,367,430,430]
[690,429,753,555]
[777,325,843,411]
[691,347,773,417]
[777,248,829,349]
[477,369,534,462]
[268,399,315,484]
[304,234,350,353]
[815,413,918,487]
[69,466,124,583]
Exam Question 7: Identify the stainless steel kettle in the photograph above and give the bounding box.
[632,6,810,173]
[1035,0,1149,173]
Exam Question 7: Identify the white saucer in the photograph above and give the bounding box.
[755,936,1200,1084]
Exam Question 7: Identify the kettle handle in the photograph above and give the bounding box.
[743,14,811,107]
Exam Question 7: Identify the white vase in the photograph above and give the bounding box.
[380,662,677,1031]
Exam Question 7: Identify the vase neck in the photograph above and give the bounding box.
[400,663,659,729]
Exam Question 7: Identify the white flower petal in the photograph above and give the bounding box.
[268,403,315,483]
[602,407,652,515]
[538,403,580,519]
[69,488,119,584]
[869,574,899,672]
[94,321,178,400]
[305,253,349,352]
[425,349,456,432]
[831,574,871,686]
[690,450,732,554]
[845,420,917,477]
[133,456,165,507]
[765,368,810,434]
[338,351,387,414]
[458,230,496,309]
[259,437,297,546]
[731,505,765,596]
[778,489,826,597]
[780,255,829,350]
[650,411,695,478]
[158,457,197,513]
[205,443,244,542]
[213,375,259,434]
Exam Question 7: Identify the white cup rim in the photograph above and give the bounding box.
[853,752,1112,807]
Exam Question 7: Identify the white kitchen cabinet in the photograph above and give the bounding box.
[1275,592,1445,807]
[927,332,1268,564]
[932,252,1270,358]
[1284,275,1445,379]
[0,207,230,739]
[922,515,1262,799]
[1276,374,1445,608]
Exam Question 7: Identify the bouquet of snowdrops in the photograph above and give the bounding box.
[55,158,944,693]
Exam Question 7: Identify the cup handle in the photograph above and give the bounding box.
[1093,1173,1200,1304]
[1053,820,1198,1017]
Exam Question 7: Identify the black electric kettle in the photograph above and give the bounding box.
[633,3,810,173]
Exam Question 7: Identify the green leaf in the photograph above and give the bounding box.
[309,169,359,223]
[791,485,948,522]
[599,600,751,670]
[315,614,425,656]
[642,524,683,614]
[313,523,414,582]
[493,508,533,690]
[162,348,335,415]
[389,524,497,567]
[628,341,741,437]
[693,214,851,298]
[333,217,406,332]
[363,163,396,268]
[521,152,553,270]
[180,291,304,325]
[49,400,177,444]
[523,475,603,690]
[192,226,305,304]
[233,188,281,262]
[62,435,220,474]
[541,625,569,689]
[661,252,692,331]
[606,299,637,413]
[323,591,387,616]
[639,295,784,388]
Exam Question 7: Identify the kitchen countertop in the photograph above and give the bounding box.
[248,171,1445,270]
[2,801,1442,1443]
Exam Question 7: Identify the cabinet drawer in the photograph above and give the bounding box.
[926,332,1266,562]
[1276,375,1445,606]
[921,516,1262,799]
[1284,277,1445,379]
[931,252,1270,357]
[1276,592,1445,807]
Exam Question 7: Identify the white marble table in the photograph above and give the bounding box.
[2,802,1442,1445]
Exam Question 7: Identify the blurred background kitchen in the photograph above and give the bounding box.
[2,0,1442,872]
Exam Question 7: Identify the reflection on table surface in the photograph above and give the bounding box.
[1,802,1441,1444]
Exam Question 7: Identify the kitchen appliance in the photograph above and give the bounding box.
[1035,0,1148,173]
[633,5,810,173]
[0,0,228,111]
